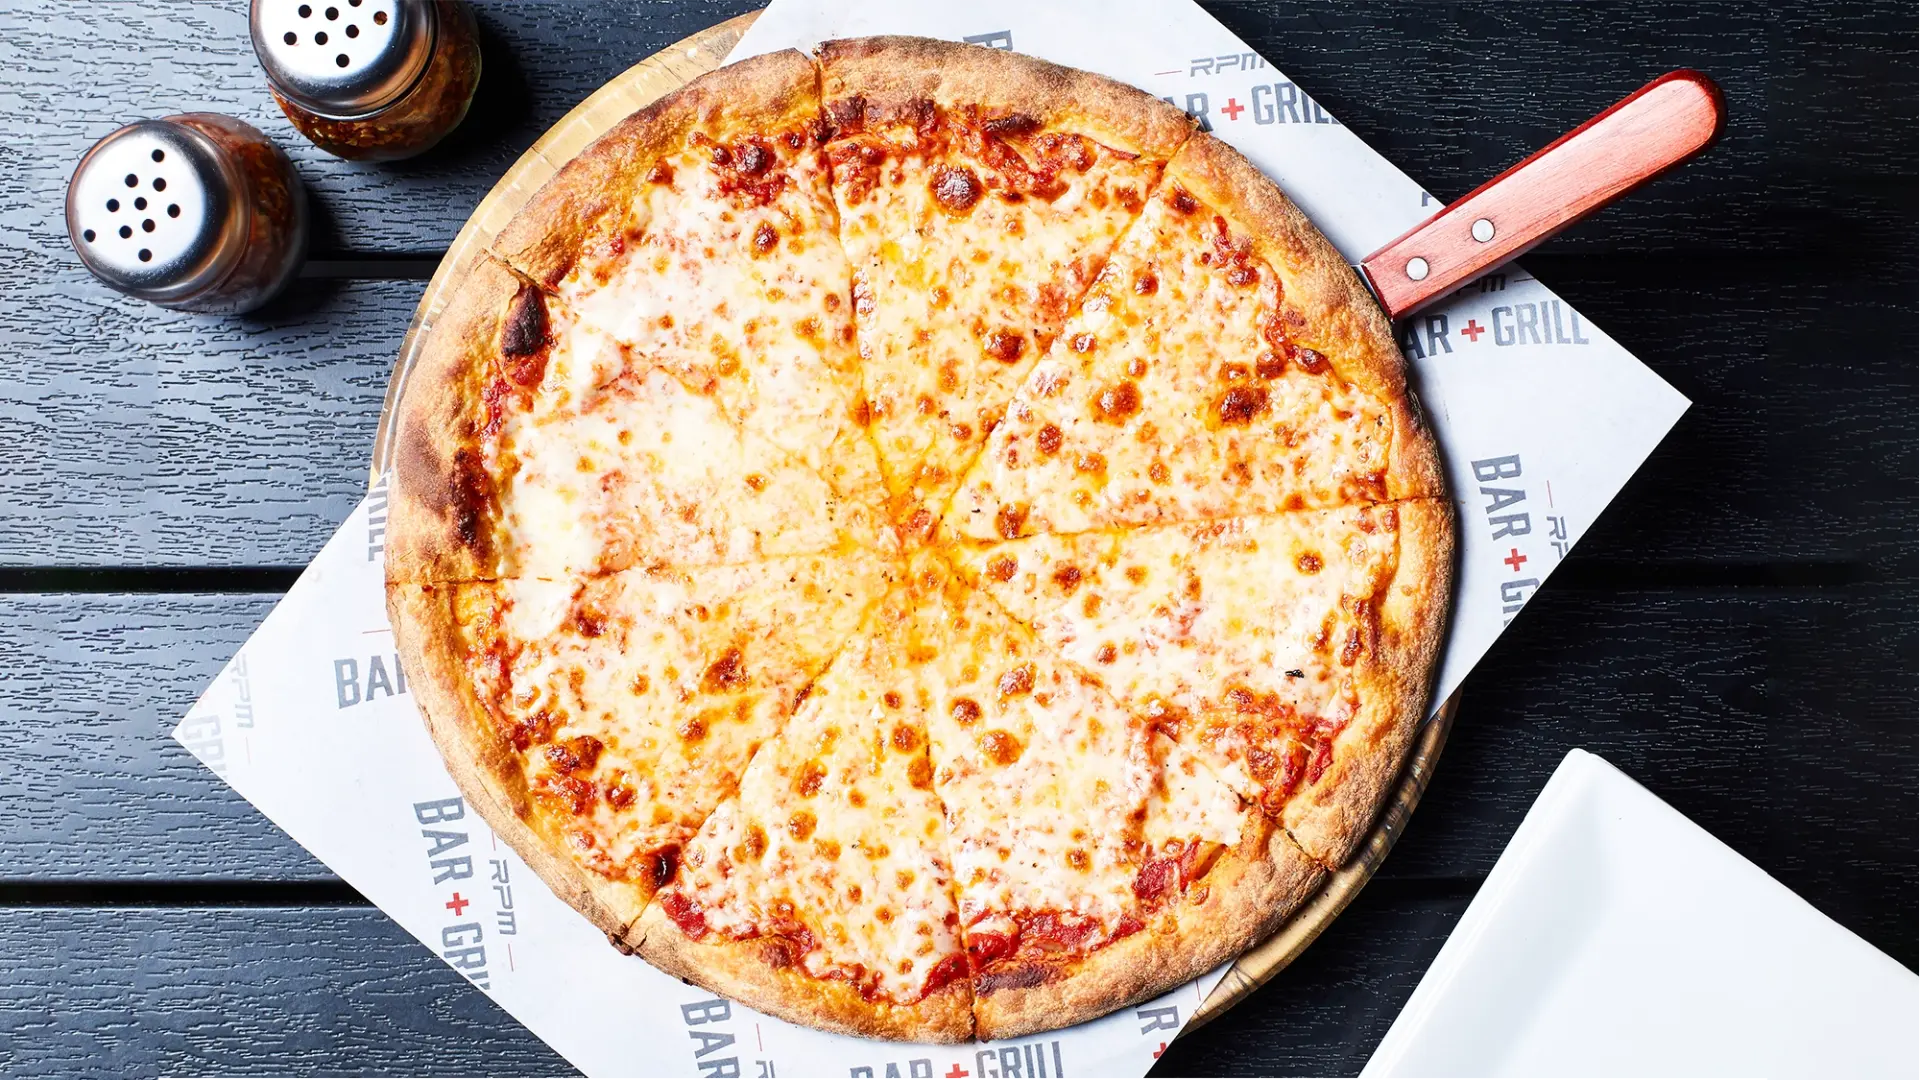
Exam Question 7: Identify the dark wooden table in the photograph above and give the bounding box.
[2,1,1913,1076]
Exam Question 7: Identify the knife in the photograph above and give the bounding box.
[1356,70,1725,321]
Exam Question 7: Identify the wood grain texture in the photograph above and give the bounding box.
[0,593,327,881]
[0,904,572,1078]
[0,1,1911,1075]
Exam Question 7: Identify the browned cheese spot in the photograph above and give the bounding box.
[985,329,1027,363]
[883,690,903,709]
[742,823,769,860]
[676,713,710,744]
[1125,565,1148,584]
[1066,849,1089,871]
[1095,643,1117,664]
[794,760,827,798]
[1215,384,1271,426]
[980,729,1024,766]
[787,809,817,842]
[1134,271,1158,296]
[987,555,1018,582]
[995,503,1031,539]
[950,698,983,726]
[890,723,922,753]
[931,165,983,213]
[1051,564,1082,593]
[997,664,1035,699]
[1070,332,1097,353]
[1297,551,1323,574]
[907,755,934,789]
[1170,186,1199,215]
[701,648,746,693]
[752,221,778,255]
[1096,381,1141,422]
[1036,423,1063,455]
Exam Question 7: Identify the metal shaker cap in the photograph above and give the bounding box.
[66,120,245,303]
[250,0,434,120]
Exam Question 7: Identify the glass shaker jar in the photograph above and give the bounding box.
[251,0,482,161]
[66,114,309,314]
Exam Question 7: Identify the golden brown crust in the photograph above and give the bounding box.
[387,583,652,938]
[633,904,975,1043]
[818,36,1194,159]
[1283,497,1456,866]
[384,252,529,584]
[974,822,1323,1039]
[493,48,823,289]
[1166,134,1446,501]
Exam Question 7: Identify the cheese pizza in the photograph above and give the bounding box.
[387,38,1453,1043]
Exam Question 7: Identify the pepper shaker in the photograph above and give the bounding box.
[251,0,482,161]
[66,114,308,314]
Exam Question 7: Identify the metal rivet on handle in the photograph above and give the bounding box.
[1472,218,1496,243]
[1405,257,1430,281]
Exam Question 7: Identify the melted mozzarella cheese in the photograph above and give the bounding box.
[459,548,890,886]
[544,137,883,505]
[669,600,964,1004]
[903,554,1153,941]
[960,506,1400,811]
[829,125,1165,522]
[948,188,1393,541]
[493,317,888,575]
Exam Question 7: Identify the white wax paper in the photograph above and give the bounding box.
[175,1,1687,1075]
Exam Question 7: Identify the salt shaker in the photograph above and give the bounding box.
[251,0,482,161]
[66,114,308,314]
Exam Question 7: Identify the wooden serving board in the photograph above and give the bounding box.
[369,8,1461,1039]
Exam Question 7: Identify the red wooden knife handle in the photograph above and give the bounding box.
[1360,70,1724,321]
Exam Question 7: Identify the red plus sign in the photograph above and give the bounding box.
[1503,548,1528,572]
[445,892,471,916]
[1460,319,1486,342]
[1152,1041,1168,1059]
[1220,98,1246,120]
[944,1064,969,1078]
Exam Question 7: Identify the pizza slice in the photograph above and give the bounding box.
[947,134,1445,542]
[386,254,892,581]
[388,545,894,938]
[955,499,1454,866]
[491,48,884,509]
[632,581,974,1043]
[817,37,1194,533]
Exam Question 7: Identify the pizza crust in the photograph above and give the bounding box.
[633,904,975,1043]
[1166,134,1447,503]
[1283,497,1457,866]
[493,48,824,290]
[817,36,1194,159]
[386,583,653,939]
[385,252,532,583]
[973,821,1324,1040]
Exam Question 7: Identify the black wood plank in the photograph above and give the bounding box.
[0,593,330,882]
[0,903,573,1078]
[5,254,1910,571]
[7,587,1911,975]
[0,890,1468,1078]
[2,270,408,569]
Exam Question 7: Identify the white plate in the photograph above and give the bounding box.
[1362,748,1918,1078]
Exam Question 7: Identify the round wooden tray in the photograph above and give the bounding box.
[369,10,1459,1038]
